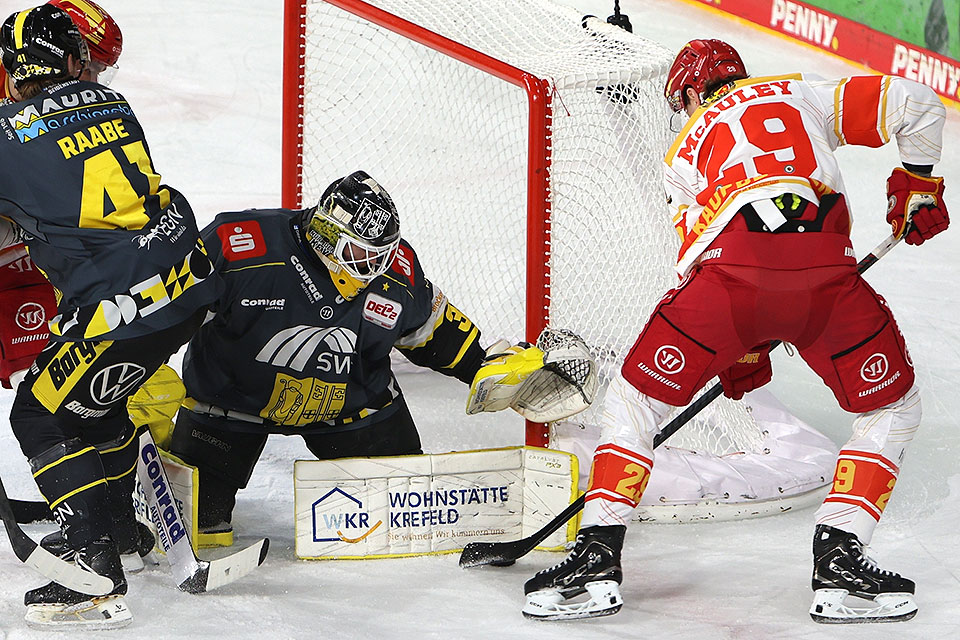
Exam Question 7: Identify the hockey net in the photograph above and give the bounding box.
[281,0,836,521]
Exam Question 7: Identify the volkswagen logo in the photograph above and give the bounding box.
[89,363,147,406]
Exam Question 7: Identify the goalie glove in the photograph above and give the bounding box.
[466,329,598,423]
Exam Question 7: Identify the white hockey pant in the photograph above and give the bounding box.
[582,372,672,528]
[814,384,921,544]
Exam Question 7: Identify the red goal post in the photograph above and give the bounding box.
[282,1,553,448]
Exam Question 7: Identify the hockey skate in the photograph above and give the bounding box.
[24,535,132,630]
[40,520,157,573]
[809,525,917,623]
[522,525,625,621]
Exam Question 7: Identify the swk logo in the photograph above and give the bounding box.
[860,353,889,383]
[89,363,147,406]
[654,345,685,375]
[15,302,46,331]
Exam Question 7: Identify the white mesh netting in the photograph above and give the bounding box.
[288,0,836,520]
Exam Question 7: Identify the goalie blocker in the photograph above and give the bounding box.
[467,329,598,423]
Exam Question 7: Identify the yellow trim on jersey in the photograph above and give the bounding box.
[444,325,479,370]
[222,262,287,274]
[49,478,108,510]
[31,341,112,413]
[880,76,892,143]
[106,458,138,482]
[32,445,98,478]
[664,74,803,165]
[833,79,846,144]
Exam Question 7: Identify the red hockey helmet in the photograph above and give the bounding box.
[48,0,122,68]
[664,39,746,113]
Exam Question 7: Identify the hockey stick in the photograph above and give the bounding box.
[11,498,54,524]
[460,233,903,569]
[137,429,270,593]
[0,475,114,595]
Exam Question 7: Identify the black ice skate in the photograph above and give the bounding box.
[522,525,625,620]
[24,535,132,630]
[40,520,157,573]
[809,524,917,623]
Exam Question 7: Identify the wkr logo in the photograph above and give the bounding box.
[15,302,46,331]
[654,345,685,375]
[312,487,382,543]
[860,353,889,383]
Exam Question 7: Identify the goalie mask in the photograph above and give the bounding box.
[301,171,401,300]
[1,5,88,87]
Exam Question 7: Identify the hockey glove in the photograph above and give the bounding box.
[466,329,598,422]
[718,343,772,401]
[466,341,542,415]
[886,167,949,246]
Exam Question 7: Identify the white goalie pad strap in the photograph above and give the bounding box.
[293,447,578,559]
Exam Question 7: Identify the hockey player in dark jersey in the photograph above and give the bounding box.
[0,5,220,627]
[167,170,595,546]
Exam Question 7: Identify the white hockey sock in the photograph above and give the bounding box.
[815,384,921,543]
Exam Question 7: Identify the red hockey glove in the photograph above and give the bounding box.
[718,344,772,401]
[886,168,949,246]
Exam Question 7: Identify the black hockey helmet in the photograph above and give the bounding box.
[1,4,88,86]
[301,171,401,287]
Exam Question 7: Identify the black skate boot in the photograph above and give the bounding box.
[809,524,917,623]
[40,521,156,573]
[24,535,132,630]
[522,525,625,620]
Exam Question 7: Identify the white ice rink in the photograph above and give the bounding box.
[0,0,958,638]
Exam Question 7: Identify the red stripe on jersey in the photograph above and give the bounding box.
[840,77,885,147]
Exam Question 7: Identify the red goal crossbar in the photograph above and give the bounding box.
[281,0,553,445]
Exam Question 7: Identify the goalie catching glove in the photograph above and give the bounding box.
[466,329,598,423]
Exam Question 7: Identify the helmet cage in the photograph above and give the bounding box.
[306,194,400,283]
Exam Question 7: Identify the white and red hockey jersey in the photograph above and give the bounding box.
[663,73,946,276]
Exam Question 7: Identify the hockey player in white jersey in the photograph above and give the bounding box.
[522,39,948,623]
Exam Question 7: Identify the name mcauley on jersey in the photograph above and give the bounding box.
[181,208,486,434]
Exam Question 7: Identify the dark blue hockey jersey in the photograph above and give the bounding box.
[181,208,486,433]
[0,80,219,341]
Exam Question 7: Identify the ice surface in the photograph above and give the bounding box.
[0,1,957,638]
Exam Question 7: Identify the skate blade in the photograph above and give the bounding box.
[810,589,918,623]
[25,595,132,630]
[522,580,623,621]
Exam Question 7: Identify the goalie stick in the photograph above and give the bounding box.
[460,233,903,569]
[0,475,114,595]
[137,429,270,593]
